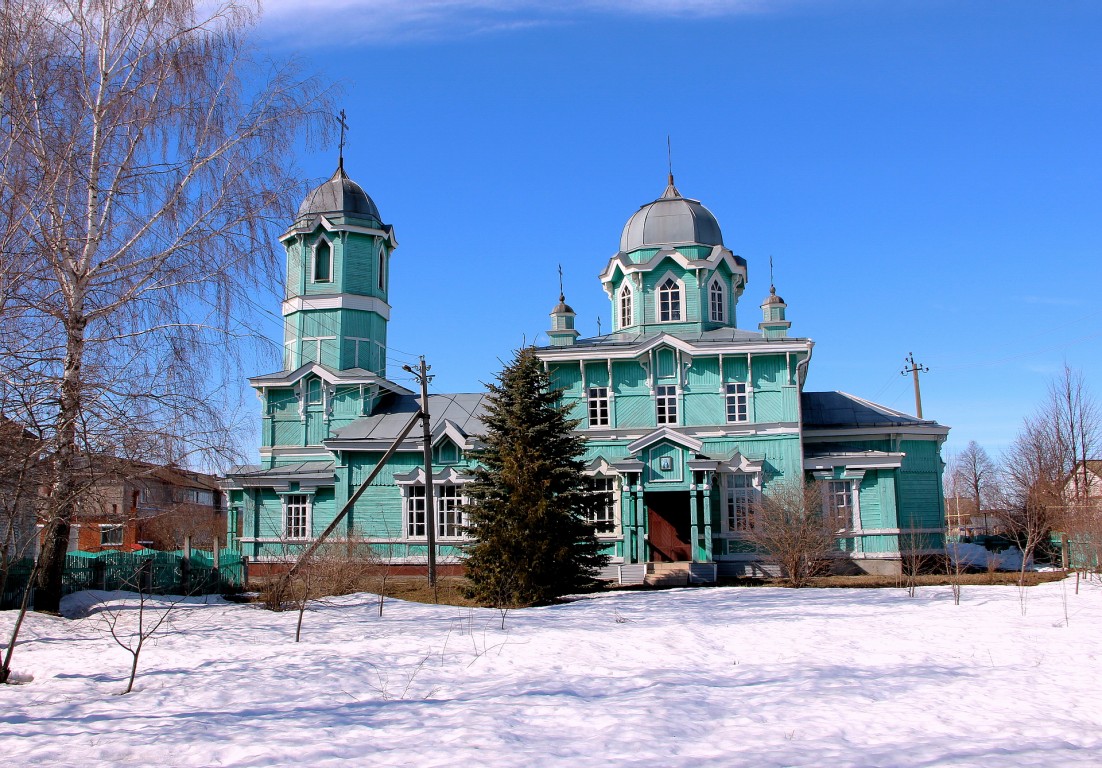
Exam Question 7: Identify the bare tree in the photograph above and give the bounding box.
[0,0,332,612]
[746,480,836,587]
[949,441,998,536]
[1002,414,1064,587]
[97,562,195,694]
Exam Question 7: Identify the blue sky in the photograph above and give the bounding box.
[244,0,1102,462]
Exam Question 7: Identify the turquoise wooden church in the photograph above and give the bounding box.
[226,165,949,580]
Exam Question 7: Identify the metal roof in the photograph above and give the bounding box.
[619,179,724,253]
[329,392,488,444]
[801,391,938,429]
[297,164,381,221]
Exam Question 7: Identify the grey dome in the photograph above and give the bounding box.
[763,285,785,305]
[297,164,381,220]
[619,179,723,253]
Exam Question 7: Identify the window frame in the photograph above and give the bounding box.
[405,485,427,538]
[655,384,678,425]
[99,524,124,547]
[618,284,633,329]
[437,484,467,539]
[725,382,749,423]
[724,473,758,534]
[283,494,311,540]
[312,239,332,283]
[587,386,610,427]
[589,476,617,535]
[826,480,857,532]
[657,277,682,322]
[709,277,726,323]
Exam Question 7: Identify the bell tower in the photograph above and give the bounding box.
[279,162,397,376]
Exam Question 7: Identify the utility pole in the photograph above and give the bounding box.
[900,352,929,419]
[403,357,436,586]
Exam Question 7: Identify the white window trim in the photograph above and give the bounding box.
[618,283,634,329]
[583,471,621,537]
[280,493,313,540]
[725,381,750,423]
[709,276,727,323]
[312,236,333,283]
[401,481,471,541]
[824,479,861,533]
[655,383,679,425]
[655,272,685,323]
[587,386,610,428]
[722,472,760,536]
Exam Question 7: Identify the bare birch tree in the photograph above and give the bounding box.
[0,0,333,612]
[949,440,998,535]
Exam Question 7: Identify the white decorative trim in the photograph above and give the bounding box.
[282,294,392,319]
[600,246,747,286]
[804,453,904,470]
[627,427,703,454]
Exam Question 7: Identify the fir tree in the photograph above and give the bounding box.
[463,347,608,606]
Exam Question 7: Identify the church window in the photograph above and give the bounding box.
[378,249,385,291]
[656,384,678,425]
[709,278,726,323]
[313,240,331,282]
[725,474,757,533]
[589,477,616,534]
[725,382,749,423]
[826,480,856,532]
[283,494,310,539]
[437,484,467,538]
[658,278,681,322]
[405,486,426,538]
[588,386,609,427]
[619,285,633,329]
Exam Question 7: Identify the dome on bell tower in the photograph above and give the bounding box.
[619,176,724,253]
[297,164,381,222]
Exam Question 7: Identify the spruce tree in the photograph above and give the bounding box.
[463,347,608,606]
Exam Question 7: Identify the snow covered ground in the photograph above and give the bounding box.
[3,579,1102,767]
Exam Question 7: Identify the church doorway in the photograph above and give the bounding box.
[646,491,692,562]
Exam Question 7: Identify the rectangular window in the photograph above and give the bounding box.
[656,385,678,425]
[284,494,310,539]
[405,486,426,538]
[827,481,854,531]
[726,474,755,532]
[438,484,467,538]
[100,525,124,547]
[588,386,609,427]
[726,382,749,423]
[590,477,616,534]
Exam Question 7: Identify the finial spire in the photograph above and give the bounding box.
[558,264,565,302]
[337,109,349,171]
[769,255,775,293]
[667,134,674,186]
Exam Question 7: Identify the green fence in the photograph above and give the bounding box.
[1,549,244,610]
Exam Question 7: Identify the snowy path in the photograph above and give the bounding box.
[2,580,1101,767]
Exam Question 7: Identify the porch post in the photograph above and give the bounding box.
[635,475,647,564]
[689,474,700,563]
[702,470,714,562]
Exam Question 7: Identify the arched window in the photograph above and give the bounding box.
[313,240,331,282]
[709,278,726,323]
[619,284,633,329]
[378,247,385,291]
[658,277,681,322]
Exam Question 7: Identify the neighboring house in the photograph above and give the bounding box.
[226,162,950,579]
[0,416,43,562]
[66,459,225,553]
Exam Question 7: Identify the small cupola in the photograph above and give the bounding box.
[548,292,579,347]
[759,285,791,339]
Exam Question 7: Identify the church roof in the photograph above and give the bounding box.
[297,164,381,221]
[545,326,801,353]
[327,393,488,447]
[801,391,943,429]
[619,178,724,253]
